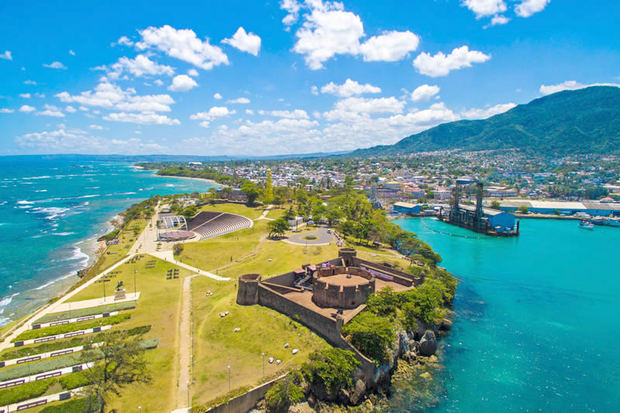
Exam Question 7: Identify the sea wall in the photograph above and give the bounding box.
[204,374,288,413]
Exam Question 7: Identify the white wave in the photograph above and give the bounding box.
[22,175,51,180]
[33,272,76,291]
[66,246,89,264]
[0,201,7,206]
[31,206,71,220]
[51,232,76,236]
[17,200,34,205]
[34,189,48,193]
[0,293,20,308]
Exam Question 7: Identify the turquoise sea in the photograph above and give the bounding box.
[394,217,620,412]
[0,155,216,325]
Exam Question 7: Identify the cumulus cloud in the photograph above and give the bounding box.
[413,46,490,77]
[65,105,77,113]
[19,105,36,113]
[56,80,175,112]
[281,0,302,25]
[290,0,420,69]
[488,15,510,26]
[37,104,65,117]
[116,36,134,47]
[89,124,104,130]
[190,106,236,127]
[359,31,419,62]
[213,93,223,100]
[24,80,37,85]
[461,102,516,119]
[539,80,620,95]
[411,84,440,102]
[103,112,180,125]
[320,79,381,97]
[222,27,261,56]
[462,0,506,18]
[515,0,550,18]
[19,93,31,99]
[69,50,76,56]
[326,97,406,119]
[168,74,198,92]
[0,108,15,113]
[227,97,251,104]
[258,109,309,119]
[187,68,199,77]
[106,55,174,78]
[1,51,12,60]
[16,127,167,154]
[136,25,228,70]
[43,61,67,69]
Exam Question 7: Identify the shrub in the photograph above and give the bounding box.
[401,279,447,328]
[14,313,131,342]
[0,376,55,405]
[59,371,92,389]
[342,311,396,364]
[365,287,400,318]
[301,348,359,398]
[40,396,101,413]
[0,350,102,382]
[265,374,305,413]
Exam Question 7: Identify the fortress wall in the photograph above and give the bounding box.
[237,274,261,305]
[260,282,303,294]
[257,285,344,345]
[355,258,422,286]
[265,271,297,287]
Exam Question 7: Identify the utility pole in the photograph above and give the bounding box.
[262,352,265,380]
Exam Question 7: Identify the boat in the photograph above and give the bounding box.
[590,216,620,227]
[579,220,594,230]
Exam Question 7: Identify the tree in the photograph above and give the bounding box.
[516,206,529,214]
[80,332,150,412]
[264,373,304,413]
[241,181,261,206]
[268,217,290,239]
[490,200,501,209]
[173,243,184,257]
[401,279,447,328]
[342,311,396,364]
[301,348,359,399]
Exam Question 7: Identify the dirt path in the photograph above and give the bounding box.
[176,274,195,411]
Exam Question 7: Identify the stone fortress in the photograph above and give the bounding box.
[237,248,423,381]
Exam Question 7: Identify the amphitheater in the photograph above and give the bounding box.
[187,211,253,240]
[158,210,253,242]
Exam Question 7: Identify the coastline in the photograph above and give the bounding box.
[150,171,222,187]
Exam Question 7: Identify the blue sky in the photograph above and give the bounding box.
[0,0,618,156]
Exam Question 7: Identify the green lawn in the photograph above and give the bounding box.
[190,275,329,406]
[197,203,265,220]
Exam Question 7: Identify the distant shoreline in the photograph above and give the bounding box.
[151,172,222,187]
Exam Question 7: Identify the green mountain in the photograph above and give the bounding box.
[353,86,620,156]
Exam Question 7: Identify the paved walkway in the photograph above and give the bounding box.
[149,252,230,281]
[175,274,196,411]
[283,227,334,246]
[255,205,274,221]
[52,292,141,313]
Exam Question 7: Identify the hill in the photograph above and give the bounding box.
[353,86,620,156]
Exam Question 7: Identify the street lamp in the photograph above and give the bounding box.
[261,352,265,380]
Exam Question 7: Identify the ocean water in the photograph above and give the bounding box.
[394,217,620,412]
[0,155,216,325]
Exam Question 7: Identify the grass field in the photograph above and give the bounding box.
[197,203,265,220]
[63,255,189,412]
[190,275,329,406]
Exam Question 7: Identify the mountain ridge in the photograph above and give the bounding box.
[352,86,620,156]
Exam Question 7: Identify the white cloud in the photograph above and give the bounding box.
[222,27,261,56]
[16,127,167,154]
[411,84,440,102]
[168,74,198,92]
[187,68,199,77]
[259,109,309,119]
[107,55,174,78]
[0,51,12,60]
[488,15,510,26]
[90,124,104,130]
[359,31,419,62]
[281,0,301,25]
[462,0,506,18]
[320,78,381,97]
[0,108,15,113]
[19,105,36,113]
[515,0,550,18]
[190,106,236,127]
[213,93,223,100]
[332,96,405,115]
[136,25,229,70]
[413,46,490,77]
[293,1,364,70]
[24,80,37,85]
[461,102,516,119]
[65,105,77,113]
[311,85,319,95]
[245,109,254,115]
[539,80,620,95]
[19,93,31,99]
[37,104,65,118]
[103,112,180,125]
[69,50,76,56]
[43,61,67,69]
[154,79,164,86]
[227,97,251,104]
[56,80,175,112]
[116,36,134,47]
